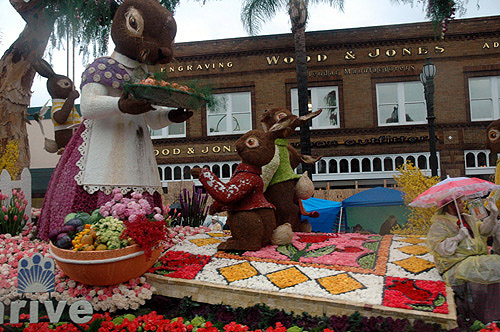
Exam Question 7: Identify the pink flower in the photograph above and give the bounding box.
[153,214,164,221]
[113,192,124,202]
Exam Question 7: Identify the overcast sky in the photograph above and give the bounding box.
[1,0,499,107]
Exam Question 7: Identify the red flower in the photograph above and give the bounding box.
[298,234,334,243]
[148,251,211,279]
[121,215,168,259]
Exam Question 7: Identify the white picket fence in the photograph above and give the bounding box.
[0,168,32,221]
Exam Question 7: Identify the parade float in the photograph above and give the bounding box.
[2,0,499,331]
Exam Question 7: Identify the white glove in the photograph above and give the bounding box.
[436,227,470,256]
[486,196,499,218]
[451,226,469,242]
[480,197,499,236]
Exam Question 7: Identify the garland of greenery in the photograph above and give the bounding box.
[122,71,218,110]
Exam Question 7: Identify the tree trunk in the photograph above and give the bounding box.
[290,0,313,178]
[0,4,55,175]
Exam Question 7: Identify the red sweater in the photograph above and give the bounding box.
[198,163,275,212]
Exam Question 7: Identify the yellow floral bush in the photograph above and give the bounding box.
[392,162,440,235]
[0,140,20,179]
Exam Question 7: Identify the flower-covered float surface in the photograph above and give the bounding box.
[150,231,450,316]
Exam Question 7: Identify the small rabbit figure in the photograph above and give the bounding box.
[191,129,281,251]
[260,107,323,232]
[38,0,191,241]
[33,58,81,154]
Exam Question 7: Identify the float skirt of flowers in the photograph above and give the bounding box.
[155,232,450,317]
[50,242,162,286]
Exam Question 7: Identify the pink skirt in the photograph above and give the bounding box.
[38,122,162,241]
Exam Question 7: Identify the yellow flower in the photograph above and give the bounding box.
[0,140,21,179]
[392,162,439,236]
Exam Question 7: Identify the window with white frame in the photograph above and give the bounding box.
[149,108,186,139]
[291,86,339,128]
[469,76,500,121]
[376,81,426,126]
[207,92,252,135]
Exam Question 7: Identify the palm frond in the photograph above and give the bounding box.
[309,0,345,12]
[241,0,287,35]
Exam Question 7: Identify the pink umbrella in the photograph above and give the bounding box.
[409,176,500,208]
[410,176,500,248]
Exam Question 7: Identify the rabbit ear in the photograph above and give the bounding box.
[33,58,56,78]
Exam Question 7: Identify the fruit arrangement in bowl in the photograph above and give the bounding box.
[48,210,101,250]
[47,190,171,285]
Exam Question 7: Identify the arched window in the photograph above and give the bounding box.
[318,160,327,173]
[329,160,338,173]
[174,166,182,180]
[417,155,427,169]
[362,158,371,172]
[395,156,404,169]
[384,157,393,171]
[478,152,487,167]
[213,165,221,178]
[350,159,360,172]
[373,158,382,171]
[158,167,163,181]
[466,153,476,168]
[406,156,416,166]
[165,167,172,180]
[183,166,191,179]
[232,163,238,173]
[340,159,349,173]
[222,164,231,178]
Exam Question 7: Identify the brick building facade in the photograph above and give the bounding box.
[149,15,500,189]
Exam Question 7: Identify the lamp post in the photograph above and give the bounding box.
[420,58,439,177]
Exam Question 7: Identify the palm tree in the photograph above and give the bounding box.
[240,0,467,178]
[0,0,180,174]
[241,0,344,178]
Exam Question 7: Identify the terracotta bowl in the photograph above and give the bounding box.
[49,242,162,286]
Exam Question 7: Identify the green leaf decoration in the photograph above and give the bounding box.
[277,244,299,258]
[304,245,337,258]
[358,253,376,269]
[408,303,434,312]
[290,243,312,261]
[433,293,446,307]
[363,241,380,252]
[370,236,383,241]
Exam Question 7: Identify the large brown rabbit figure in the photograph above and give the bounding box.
[33,58,81,154]
[191,129,281,251]
[38,0,192,241]
[260,107,322,232]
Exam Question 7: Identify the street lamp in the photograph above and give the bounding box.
[420,58,439,177]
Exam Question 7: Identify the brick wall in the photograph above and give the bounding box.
[151,15,500,180]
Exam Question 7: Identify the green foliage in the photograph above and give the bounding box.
[240,0,344,35]
[34,0,182,59]
[0,189,28,236]
[394,0,469,38]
